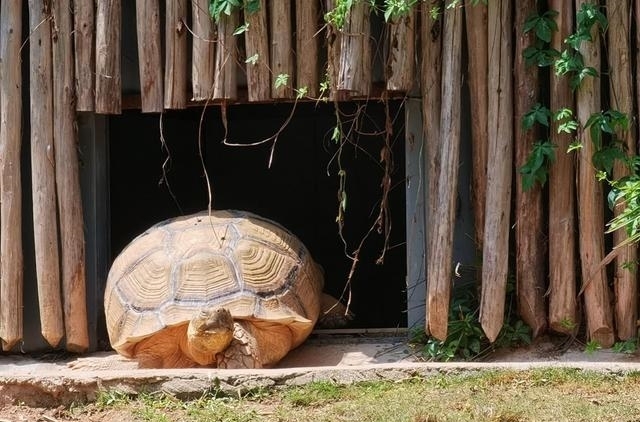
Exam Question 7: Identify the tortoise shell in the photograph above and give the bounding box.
[104,210,324,358]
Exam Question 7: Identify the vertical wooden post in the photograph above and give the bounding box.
[53,0,90,353]
[271,0,294,98]
[386,8,416,92]
[213,11,239,100]
[295,0,319,97]
[575,0,614,348]
[425,3,463,340]
[607,0,636,340]
[165,0,188,109]
[421,0,443,334]
[480,0,513,343]
[513,0,547,338]
[548,0,577,335]
[245,0,271,101]
[325,0,345,101]
[29,0,64,348]
[0,0,24,351]
[136,0,163,112]
[337,1,371,96]
[464,0,488,252]
[192,0,215,101]
[74,0,95,111]
[95,0,121,114]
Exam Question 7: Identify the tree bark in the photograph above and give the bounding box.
[192,0,215,101]
[245,0,271,101]
[164,0,188,109]
[29,0,64,348]
[74,0,94,111]
[213,11,239,100]
[337,0,371,96]
[53,0,90,353]
[421,0,442,334]
[548,0,578,335]
[271,0,294,98]
[136,0,163,112]
[575,0,614,348]
[295,0,319,97]
[386,8,416,92]
[95,0,121,114]
[465,0,488,252]
[0,0,23,351]
[513,0,547,339]
[426,4,462,341]
[480,0,513,343]
[607,0,636,340]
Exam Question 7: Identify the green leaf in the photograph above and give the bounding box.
[522,104,552,130]
[245,53,259,65]
[233,22,249,35]
[274,73,289,89]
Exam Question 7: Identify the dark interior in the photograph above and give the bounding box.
[108,101,407,328]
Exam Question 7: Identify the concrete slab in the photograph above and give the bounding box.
[0,334,639,407]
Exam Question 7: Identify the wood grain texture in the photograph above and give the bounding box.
[513,0,547,338]
[164,0,188,109]
[244,0,271,101]
[213,11,238,100]
[191,0,215,101]
[386,8,416,92]
[95,0,121,114]
[0,0,24,351]
[337,0,371,96]
[606,0,636,340]
[295,0,319,97]
[29,0,64,347]
[136,0,163,112]
[270,0,294,98]
[73,0,95,111]
[425,4,462,340]
[575,0,613,348]
[53,0,90,352]
[480,0,513,343]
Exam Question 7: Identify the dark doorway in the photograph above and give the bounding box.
[108,101,407,328]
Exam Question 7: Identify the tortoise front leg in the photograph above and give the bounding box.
[216,321,293,369]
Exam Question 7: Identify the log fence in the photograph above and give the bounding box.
[1,1,640,351]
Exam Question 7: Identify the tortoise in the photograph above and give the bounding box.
[104,210,346,369]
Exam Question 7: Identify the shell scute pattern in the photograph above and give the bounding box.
[105,210,325,353]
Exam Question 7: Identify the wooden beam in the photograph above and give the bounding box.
[480,0,513,343]
[386,8,416,92]
[95,0,121,114]
[271,0,294,98]
[337,0,371,96]
[295,0,320,97]
[245,0,271,101]
[29,0,64,348]
[164,0,188,109]
[136,0,163,112]
[191,0,215,101]
[425,3,462,340]
[0,0,24,351]
[74,0,95,111]
[213,11,239,100]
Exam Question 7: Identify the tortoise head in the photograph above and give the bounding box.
[186,308,235,366]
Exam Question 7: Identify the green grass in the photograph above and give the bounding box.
[77,369,640,421]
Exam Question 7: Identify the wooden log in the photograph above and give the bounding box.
[386,7,416,92]
[548,0,577,335]
[325,0,346,101]
[513,0,547,338]
[575,0,614,348]
[0,0,24,351]
[245,0,271,101]
[136,0,163,112]
[191,0,215,101]
[53,0,90,353]
[74,0,95,111]
[425,3,463,341]
[270,0,294,98]
[464,0,488,251]
[421,0,443,334]
[164,0,188,109]
[607,0,636,340]
[213,11,239,100]
[295,0,319,97]
[337,0,371,96]
[95,0,121,114]
[480,0,513,343]
[29,0,64,348]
